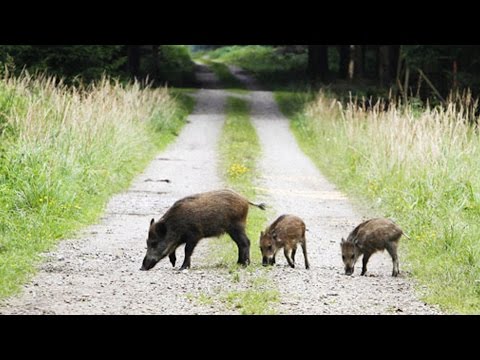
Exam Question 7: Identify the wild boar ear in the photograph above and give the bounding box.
[260,231,264,237]
[341,237,345,244]
[150,218,155,227]
[155,221,167,235]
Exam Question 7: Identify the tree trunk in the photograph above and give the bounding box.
[378,45,391,87]
[152,45,160,82]
[308,45,329,82]
[339,45,350,79]
[353,45,364,79]
[390,45,400,81]
[127,45,141,79]
[378,45,400,87]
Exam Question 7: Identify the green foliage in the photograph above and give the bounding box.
[277,90,480,314]
[0,45,196,87]
[203,45,308,90]
[220,97,261,202]
[205,95,280,314]
[0,74,193,298]
[147,45,196,87]
[0,45,126,83]
[223,288,279,315]
[328,46,339,74]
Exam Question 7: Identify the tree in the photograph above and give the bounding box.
[353,45,365,79]
[308,45,329,82]
[377,45,400,87]
[127,45,141,79]
[151,45,160,81]
[378,45,390,86]
[338,45,350,80]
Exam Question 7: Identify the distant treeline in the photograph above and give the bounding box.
[194,45,480,101]
[0,45,196,86]
[2,45,480,100]
[306,45,480,102]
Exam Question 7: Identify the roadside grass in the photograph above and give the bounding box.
[0,74,194,298]
[202,96,279,315]
[276,89,480,314]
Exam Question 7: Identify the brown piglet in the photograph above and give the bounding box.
[341,218,409,277]
[260,214,310,269]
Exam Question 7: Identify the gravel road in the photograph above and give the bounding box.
[0,63,442,315]
[0,65,237,315]
[227,65,441,314]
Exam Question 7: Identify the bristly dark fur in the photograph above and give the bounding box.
[141,189,265,271]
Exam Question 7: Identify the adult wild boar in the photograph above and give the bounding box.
[340,218,409,277]
[140,189,266,271]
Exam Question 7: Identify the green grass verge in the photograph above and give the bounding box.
[203,96,279,315]
[0,77,194,299]
[275,90,480,314]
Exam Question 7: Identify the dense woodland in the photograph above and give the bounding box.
[2,45,480,103]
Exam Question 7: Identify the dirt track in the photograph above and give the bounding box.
[0,66,236,314]
[0,64,441,315]
[221,65,440,314]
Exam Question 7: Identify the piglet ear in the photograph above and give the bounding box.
[150,218,155,227]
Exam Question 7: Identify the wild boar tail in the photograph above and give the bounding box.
[248,201,267,210]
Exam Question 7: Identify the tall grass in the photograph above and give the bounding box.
[0,73,193,298]
[277,90,480,313]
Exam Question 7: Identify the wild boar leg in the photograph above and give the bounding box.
[361,252,372,276]
[385,242,399,277]
[168,243,180,267]
[179,240,198,270]
[284,248,295,268]
[169,251,177,267]
[301,240,310,270]
[291,246,297,264]
[227,224,251,266]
